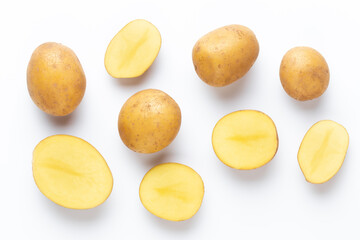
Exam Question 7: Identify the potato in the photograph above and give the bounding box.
[32,135,113,209]
[27,42,86,116]
[298,120,349,184]
[105,19,161,78]
[212,110,278,169]
[280,47,329,101]
[192,24,259,87]
[118,89,181,153]
[139,163,204,221]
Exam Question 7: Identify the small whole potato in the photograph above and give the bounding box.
[118,89,181,153]
[27,42,86,116]
[280,47,329,101]
[192,24,259,87]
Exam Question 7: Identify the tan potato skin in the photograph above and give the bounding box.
[118,89,181,153]
[192,25,259,87]
[280,47,329,101]
[27,42,86,116]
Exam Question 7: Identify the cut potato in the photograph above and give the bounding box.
[212,110,278,169]
[118,89,181,154]
[139,163,204,221]
[298,120,349,184]
[32,135,113,209]
[105,19,161,78]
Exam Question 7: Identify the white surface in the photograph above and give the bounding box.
[0,0,359,239]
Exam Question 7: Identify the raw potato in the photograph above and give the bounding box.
[298,120,349,184]
[139,163,204,221]
[105,19,161,78]
[118,89,181,153]
[212,110,278,169]
[32,135,113,209]
[192,24,259,87]
[280,47,329,101]
[27,42,86,116]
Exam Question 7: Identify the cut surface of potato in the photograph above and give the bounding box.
[105,19,161,78]
[212,110,278,169]
[33,135,113,209]
[139,163,204,221]
[298,120,349,184]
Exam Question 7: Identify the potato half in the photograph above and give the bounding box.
[105,19,161,78]
[118,89,181,153]
[139,163,204,221]
[212,110,278,169]
[32,135,113,209]
[280,47,329,101]
[27,42,86,116]
[298,120,349,184]
[192,24,259,87]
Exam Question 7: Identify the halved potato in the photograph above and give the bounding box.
[139,163,204,221]
[212,110,278,169]
[32,135,113,209]
[298,120,349,184]
[105,19,161,78]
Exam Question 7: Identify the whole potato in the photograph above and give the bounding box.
[192,24,259,87]
[118,89,181,153]
[280,47,329,101]
[27,42,86,116]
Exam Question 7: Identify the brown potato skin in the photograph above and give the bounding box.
[27,42,86,116]
[118,89,181,154]
[280,47,329,101]
[192,25,259,87]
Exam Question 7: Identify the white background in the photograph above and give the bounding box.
[0,0,359,239]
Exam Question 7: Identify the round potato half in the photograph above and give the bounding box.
[212,110,278,169]
[139,163,204,221]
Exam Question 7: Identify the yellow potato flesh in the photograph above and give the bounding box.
[212,110,278,170]
[105,19,161,78]
[139,163,204,221]
[298,120,349,184]
[32,135,113,209]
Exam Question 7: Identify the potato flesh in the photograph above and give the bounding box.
[212,110,278,169]
[118,89,181,153]
[105,19,161,78]
[33,135,113,209]
[298,120,349,184]
[139,163,204,221]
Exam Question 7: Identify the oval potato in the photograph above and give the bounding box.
[192,24,259,87]
[27,42,86,116]
[280,47,329,101]
[118,89,181,153]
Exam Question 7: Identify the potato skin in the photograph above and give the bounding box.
[118,89,181,153]
[192,25,259,87]
[280,47,329,101]
[27,42,86,116]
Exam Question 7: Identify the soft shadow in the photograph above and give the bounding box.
[146,206,202,231]
[210,67,257,100]
[112,57,160,86]
[132,147,173,168]
[288,94,323,110]
[221,154,278,182]
[42,197,109,222]
[45,111,77,126]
